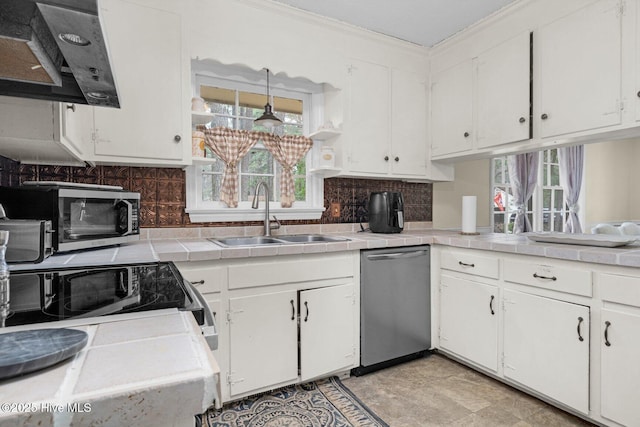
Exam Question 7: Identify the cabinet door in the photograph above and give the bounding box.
[345,59,390,174]
[300,283,355,381]
[60,103,93,155]
[430,60,473,157]
[228,290,298,396]
[93,0,185,161]
[390,69,427,176]
[476,32,530,148]
[440,275,498,371]
[600,309,640,427]
[536,0,621,138]
[503,290,589,414]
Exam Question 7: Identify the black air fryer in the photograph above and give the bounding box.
[368,191,404,233]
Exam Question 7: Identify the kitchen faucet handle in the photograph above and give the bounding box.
[270,216,281,230]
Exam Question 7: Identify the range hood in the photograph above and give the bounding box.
[0,0,119,107]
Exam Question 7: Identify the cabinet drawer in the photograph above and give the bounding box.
[440,250,499,279]
[175,264,225,294]
[504,260,591,297]
[598,273,640,307]
[228,253,354,290]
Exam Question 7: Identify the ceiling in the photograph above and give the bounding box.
[271,0,518,47]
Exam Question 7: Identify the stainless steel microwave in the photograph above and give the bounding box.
[0,182,140,252]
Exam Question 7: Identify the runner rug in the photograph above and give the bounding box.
[201,376,389,427]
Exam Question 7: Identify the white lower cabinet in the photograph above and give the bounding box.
[176,252,359,403]
[439,275,498,371]
[300,284,356,381]
[600,309,640,427]
[503,289,590,414]
[228,290,299,396]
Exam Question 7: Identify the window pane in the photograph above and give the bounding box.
[283,124,303,136]
[238,105,264,121]
[202,174,221,202]
[202,159,224,173]
[553,213,564,232]
[241,175,275,202]
[493,213,505,233]
[494,161,503,184]
[209,116,234,128]
[550,165,560,186]
[543,189,551,209]
[554,189,564,211]
[294,178,306,201]
[543,164,549,186]
[550,149,558,163]
[241,149,274,175]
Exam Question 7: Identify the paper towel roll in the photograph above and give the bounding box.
[462,196,477,234]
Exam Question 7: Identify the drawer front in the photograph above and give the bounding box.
[175,264,225,294]
[504,260,591,297]
[228,253,354,290]
[440,250,500,279]
[598,273,640,307]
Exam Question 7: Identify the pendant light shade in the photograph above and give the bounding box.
[254,68,282,128]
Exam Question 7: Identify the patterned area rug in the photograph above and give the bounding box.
[201,376,389,427]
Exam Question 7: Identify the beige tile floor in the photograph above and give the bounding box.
[341,353,595,427]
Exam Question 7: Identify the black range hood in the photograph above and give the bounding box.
[0,0,120,108]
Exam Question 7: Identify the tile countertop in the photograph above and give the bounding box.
[0,310,220,427]
[10,229,640,270]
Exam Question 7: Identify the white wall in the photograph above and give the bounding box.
[432,159,491,229]
[584,139,640,226]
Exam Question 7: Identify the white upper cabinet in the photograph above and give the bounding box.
[0,96,90,165]
[89,0,190,165]
[535,0,622,139]
[344,59,391,176]
[391,69,428,176]
[344,59,435,180]
[476,31,530,149]
[430,59,473,157]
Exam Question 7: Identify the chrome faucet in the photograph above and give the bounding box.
[252,181,280,236]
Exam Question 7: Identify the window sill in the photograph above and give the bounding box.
[185,207,325,223]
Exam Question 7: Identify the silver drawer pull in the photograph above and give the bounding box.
[458,261,475,268]
[533,273,557,281]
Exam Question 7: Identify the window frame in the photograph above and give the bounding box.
[185,70,325,222]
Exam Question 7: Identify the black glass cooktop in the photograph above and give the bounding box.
[2,262,202,328]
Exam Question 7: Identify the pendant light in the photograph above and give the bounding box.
[254,68,282,128]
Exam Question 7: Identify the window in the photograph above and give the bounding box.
[491,148,580,233]
[185,70,325,222]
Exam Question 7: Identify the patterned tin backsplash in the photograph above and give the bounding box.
[0,159,432,227]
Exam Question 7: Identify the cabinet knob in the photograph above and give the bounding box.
[463,132,470,138]
[174,135,182,142]
[519,117,526,123]
[384,156,389,161]
[66,104,76,112]
[541,113,549,120]
[637,91,640,98]
[394,156,399,162]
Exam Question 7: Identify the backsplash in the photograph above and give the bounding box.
[0,158,432,227]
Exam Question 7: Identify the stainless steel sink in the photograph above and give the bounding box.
[209,234,350,247]
[210,236,284,247]
[277,234,350,243]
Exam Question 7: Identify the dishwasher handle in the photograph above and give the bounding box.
[366,250,428,261]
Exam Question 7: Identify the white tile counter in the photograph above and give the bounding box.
[0,310,219,427]
[10,226,640,270]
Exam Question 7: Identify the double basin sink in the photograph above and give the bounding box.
[209,234,350,248]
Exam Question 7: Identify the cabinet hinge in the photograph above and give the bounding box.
[227,372,244,386]
[501,355,505,368]
[91,131,97,143]
[226,311,232,323]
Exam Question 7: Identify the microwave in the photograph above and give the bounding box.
[0,182,140,253]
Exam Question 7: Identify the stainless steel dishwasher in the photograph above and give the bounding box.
[353,245,431,376]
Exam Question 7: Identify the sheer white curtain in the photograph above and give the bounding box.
[507,152,539,233]
[558,145,584,233]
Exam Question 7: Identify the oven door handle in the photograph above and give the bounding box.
[186,280,218,350]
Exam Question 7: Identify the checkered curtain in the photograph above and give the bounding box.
[202,127,258,208]
[262,134,314,207]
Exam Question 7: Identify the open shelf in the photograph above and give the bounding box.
[309,166,341,178]
[191,111,215,126]
[308,128,341,141]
